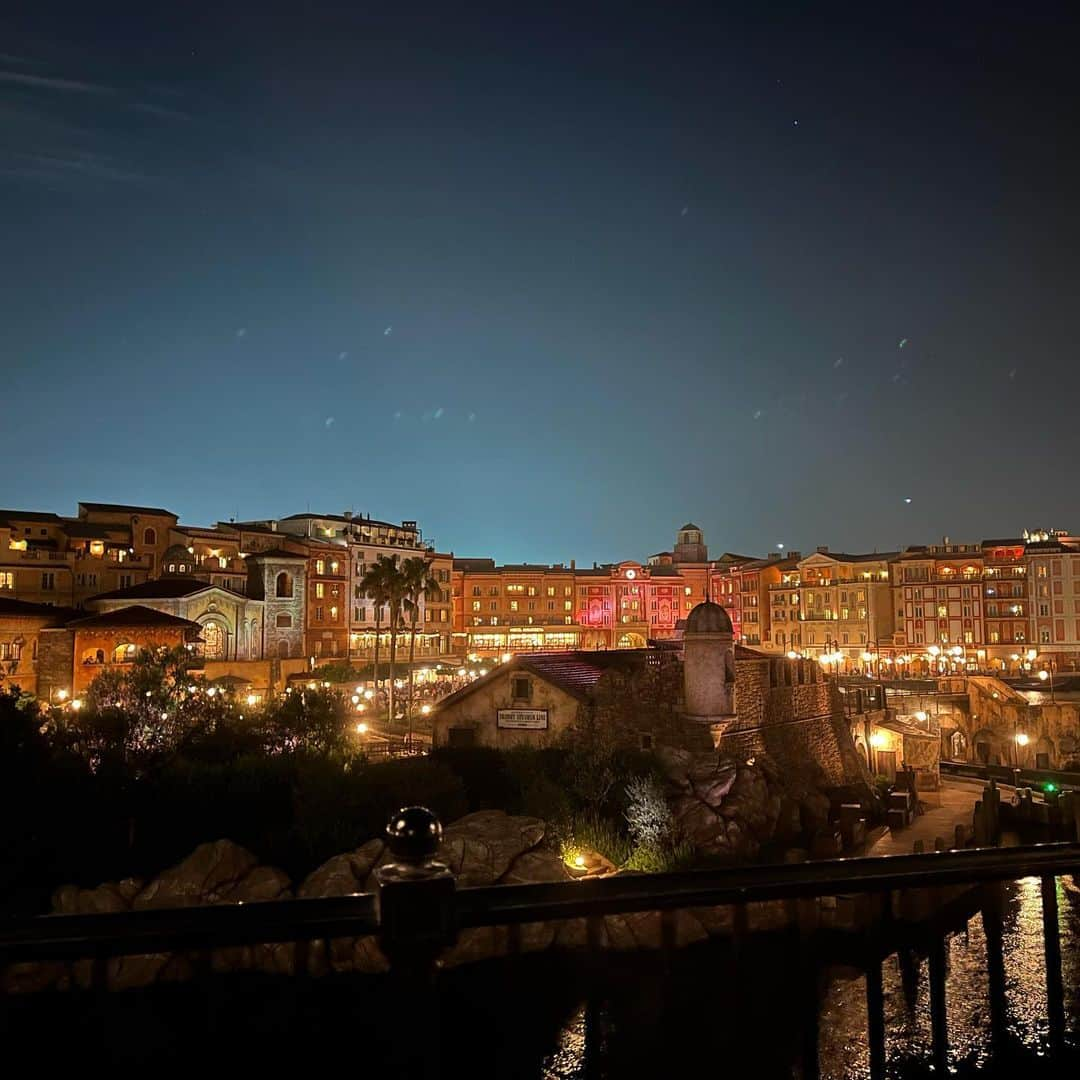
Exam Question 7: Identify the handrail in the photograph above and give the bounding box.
[4,842,1079,963]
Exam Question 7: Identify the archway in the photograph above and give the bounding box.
[948,730,967,761]
[200,619,227,660]
[277,639,292,659]
[617,632,647,649]
[112,642,137,664]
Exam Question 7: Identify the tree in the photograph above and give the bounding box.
[359,555,395,714]
[400,555,442,742]
[383,556,408,724]
[66,645,231,771]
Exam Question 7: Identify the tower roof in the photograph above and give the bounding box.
[684,600,733,635]
[679,522,701,532]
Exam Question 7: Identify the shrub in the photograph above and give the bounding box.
[624,774,674,848]
[560,812,633,868]
[430,746,522,812]
[623,838,696,874]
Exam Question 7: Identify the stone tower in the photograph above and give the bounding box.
[683,600,737,738]
[673,523,708,563]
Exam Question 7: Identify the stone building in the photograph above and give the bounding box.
[0,598,77,698]
[86,577,267,662]
[245,549,307,660]
[65,607,202,696]
[0,599,200,702]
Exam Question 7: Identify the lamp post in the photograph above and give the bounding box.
[1038,660,1056,704]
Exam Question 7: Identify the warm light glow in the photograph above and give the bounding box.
[1039,670,1049,682]
[458,668,467,677]
[573,854,586,868]
[869,732,887,748]
[308,682,317,690]
[351,694,360,704]
[364,689,374,700]
[70,698,83,711]
[206,687,217,697]
[479,668,488,676]
[56,689,69,701]
[502,652,513,663]
[356,702,366,712]
[1026,649,1038,661]
[421,704,431,715]
[860,652,873,662]
[786,651,799,660]
[1015,732,1029,747]
[355,722,367,734]
[927,645,940,657]
[915,710,927,723]
[246,693,258,706]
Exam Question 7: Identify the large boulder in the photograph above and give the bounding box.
[134,840,261,909]
[439,810,546,886]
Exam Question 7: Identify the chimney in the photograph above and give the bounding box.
[570,559,576,570]
[816,545,829,554]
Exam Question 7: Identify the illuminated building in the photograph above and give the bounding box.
[1024,531,1080,670]
[793,548,898,670]
[980,538,1029,669]
[891,541,985,671]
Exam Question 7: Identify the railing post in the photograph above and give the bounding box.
[1040,874,1066,1056]
[376,806,457,1079]
[928,933,949,1075]
[980,882,1008,1060]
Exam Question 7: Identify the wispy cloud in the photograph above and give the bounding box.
[130,102,193,122]
[5,150,146,184]
[0,70,114,95]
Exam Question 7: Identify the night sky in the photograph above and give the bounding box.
[3,5,1078,563]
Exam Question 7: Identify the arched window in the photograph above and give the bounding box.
[143,527,157,546]
[276,613,292,628]
[201,620,226,659]
[275,571,293,598]
[113,642,137,664]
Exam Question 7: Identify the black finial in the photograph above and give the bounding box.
[385,806,443,864]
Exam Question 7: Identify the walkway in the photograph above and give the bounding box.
[866,777,987,857]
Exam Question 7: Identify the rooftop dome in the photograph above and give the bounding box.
[684,600,733,635]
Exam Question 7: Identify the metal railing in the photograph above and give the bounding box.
[2,809,1079,1075]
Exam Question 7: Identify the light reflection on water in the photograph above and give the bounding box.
[819,874,1080,1077]
[541,875,1080,1078]
[542,1003,586,1080]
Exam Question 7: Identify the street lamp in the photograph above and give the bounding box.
[1038,662,1056,703]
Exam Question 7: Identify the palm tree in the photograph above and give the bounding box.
[401,556,443,742]
[382,556,408,724]
[359,556,395,715]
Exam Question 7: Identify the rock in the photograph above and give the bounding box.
[52,879,142,916]
[298,839,385,898]
[439,810,546,886]
[134,840,259,909]
[217,865,291,905]
[499,849,571,885]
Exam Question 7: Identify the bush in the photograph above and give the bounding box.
[430,746,523,812]
[624,774,674,848]
[561,812,633,868]
[623,839,696,874]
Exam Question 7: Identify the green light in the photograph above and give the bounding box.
[1044,782,1057,793]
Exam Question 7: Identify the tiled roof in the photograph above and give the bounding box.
[245,547,308,561]
[981,538,1026,548]
[804,551,900,563]
[67,605,201,630]
[79,502,176,517]
[88,577,215,601]
[0,598,77,622]
[0,509,64,524]
[64,523,127,540]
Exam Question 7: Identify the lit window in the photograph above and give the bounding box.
[316,583,325,599]
[316,560,325,575]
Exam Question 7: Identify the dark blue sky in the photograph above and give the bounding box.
[3,4,1078,563]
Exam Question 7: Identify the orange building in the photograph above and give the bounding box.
[67,607,203,696]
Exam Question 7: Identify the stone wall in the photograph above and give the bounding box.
[36,628,74,702]
[715,657,870,792]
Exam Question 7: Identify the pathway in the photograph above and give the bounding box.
[866,777,989,857]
